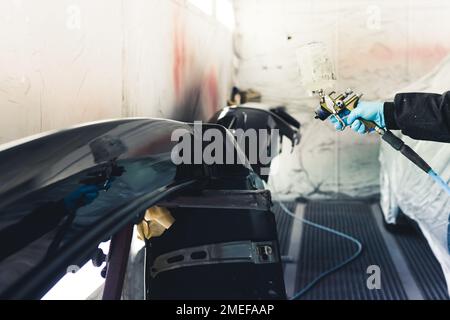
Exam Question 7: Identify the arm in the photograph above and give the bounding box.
[384,91,450,142]
[330,91,450,143]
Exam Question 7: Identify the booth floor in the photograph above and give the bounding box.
[273,201,449,300]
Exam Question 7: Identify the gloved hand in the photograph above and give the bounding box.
[329,101,385,134]
[64,185,100,211]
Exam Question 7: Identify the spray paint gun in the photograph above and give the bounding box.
[295,43,383,133]
[313,88,435,174]
[297,42,450,195]
[313,88,382,132]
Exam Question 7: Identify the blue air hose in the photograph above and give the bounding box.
[276,201,363,300]
[382,130,450,196]
[428,170,450,196]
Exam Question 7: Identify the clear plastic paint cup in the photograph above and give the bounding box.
[296,42,336,94]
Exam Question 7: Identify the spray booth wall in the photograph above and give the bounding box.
[234,0,450,198]
[0,0,234,145]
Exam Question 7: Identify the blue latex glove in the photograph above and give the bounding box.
[329,101,385,134]
[64,185,100,211]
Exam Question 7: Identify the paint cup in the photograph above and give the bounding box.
[296,42,336,94]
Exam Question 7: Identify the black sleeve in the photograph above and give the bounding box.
[383,91,450,143]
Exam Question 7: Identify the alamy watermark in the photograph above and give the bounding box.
[170,121,280,176]
[367,265,381,290]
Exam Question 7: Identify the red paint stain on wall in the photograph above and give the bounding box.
[409,44,449,62]
[172,10,187,100]
[170,7,225,120]
[205,67,219,116]
[369,43,450,63]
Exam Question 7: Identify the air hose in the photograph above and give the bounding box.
[278,202,363,300]
[268,182,363,300]
[381,130,450,196]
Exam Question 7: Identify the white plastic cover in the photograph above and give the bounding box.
[380,55,450,294]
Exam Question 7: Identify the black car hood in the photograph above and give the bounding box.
[0,118,254,299]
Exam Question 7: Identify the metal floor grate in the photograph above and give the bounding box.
[294,201,408,300]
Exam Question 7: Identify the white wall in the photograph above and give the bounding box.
[0,1,123,143]
[234,0,450,198]
[0,0,234,144]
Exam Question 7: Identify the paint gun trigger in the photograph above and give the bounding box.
[332,114,346,131]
